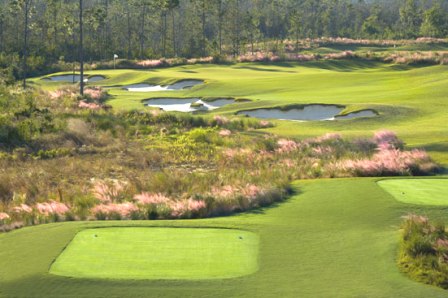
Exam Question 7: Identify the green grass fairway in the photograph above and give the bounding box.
[50,228,259,280]
[30,61,448,165]
[378,179,448,206]
[2,178,448,297]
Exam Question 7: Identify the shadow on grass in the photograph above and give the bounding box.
[419,142,448,153]
[0,274,239,298]
[233,65,297,73]
[297,59,385,72]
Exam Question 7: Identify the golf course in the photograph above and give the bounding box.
[2,0,448,296]
[31,60,448,165]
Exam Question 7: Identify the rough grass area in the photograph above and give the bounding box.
[50,228,259,280]
[378,179,448,205]
[398,214,448,289]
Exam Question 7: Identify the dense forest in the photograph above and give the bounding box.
[0,0,447,74]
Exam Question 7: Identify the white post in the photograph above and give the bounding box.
[114,54,118,69]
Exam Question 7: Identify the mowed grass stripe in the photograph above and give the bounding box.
[50,228,259,280]
[378,179,448,206]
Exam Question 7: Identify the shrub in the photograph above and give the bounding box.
[398,215,448,289]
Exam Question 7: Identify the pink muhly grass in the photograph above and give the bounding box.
[0,212,10,221]
[259,120,272,128]
[12,204,33,214]
[241,184,263,200]
[136,59,164,68]
[84,87,103,100]
[78,100,101,110]
[219,129,232,137]
[48,87,77,100]
[211,185,238,199]
[213,115,229,126]
[92,180,126,203]
[36,201,70,216]
[312,146,334,156]
[373,130,403,149]
[341,147,436,176]
[222,148,255,162]
[150,109,162,117]
[92,202,138,219]
[315,133,342,143]
[435,238,448,249]
[276,139,299,153]
[282,159,295,168]
[133,193,171,205]
[170,198,206,217]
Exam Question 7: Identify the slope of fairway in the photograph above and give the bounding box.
[50,228,259,280]
[378,179,448,206]
[2,178,448,297]
[30,61,448,165]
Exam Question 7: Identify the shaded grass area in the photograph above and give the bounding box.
[378,179,448,206]
[2,178,448,297]
[50,228,259,280]
[30,61,448,165]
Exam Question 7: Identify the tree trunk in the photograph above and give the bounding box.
[236,0,240,56]
[127,3,131,59]
[22,0,32,89]
[163,12,167,57]
[172,10,176,57]
[0,18,3,52]
[201,0,206,57]
[139,4,146,59]
[218,0,222,55]
[79,0,84,96]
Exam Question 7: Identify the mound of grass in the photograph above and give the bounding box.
[50,228,259,280]
[378,179,448,205]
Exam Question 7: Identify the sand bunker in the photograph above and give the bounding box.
[237,105,343,121]
[144,98,235,112]
[43,75,105,83]
[237,105,377,121]
[124,80,203,92]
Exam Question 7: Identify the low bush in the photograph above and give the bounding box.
[398,215,448,289]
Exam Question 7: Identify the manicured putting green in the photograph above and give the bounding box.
[50,227,259,280]
[378,179,448,205]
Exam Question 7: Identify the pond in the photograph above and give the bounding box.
[124,80,203,92]
[237,105,377,121]
[144,98,235,112]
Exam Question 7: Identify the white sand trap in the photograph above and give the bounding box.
[124,80,203,92]
[238,105,378,121]
[43,75,105,83]
[145,98,235,112]
[238,105,344,121]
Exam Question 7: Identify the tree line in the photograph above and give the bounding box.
[0,0,447,64]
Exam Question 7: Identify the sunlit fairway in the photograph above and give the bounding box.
[3,178,448,297]
[31,61,448,165]
[378,179,448,206]
[50,228,259,280]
